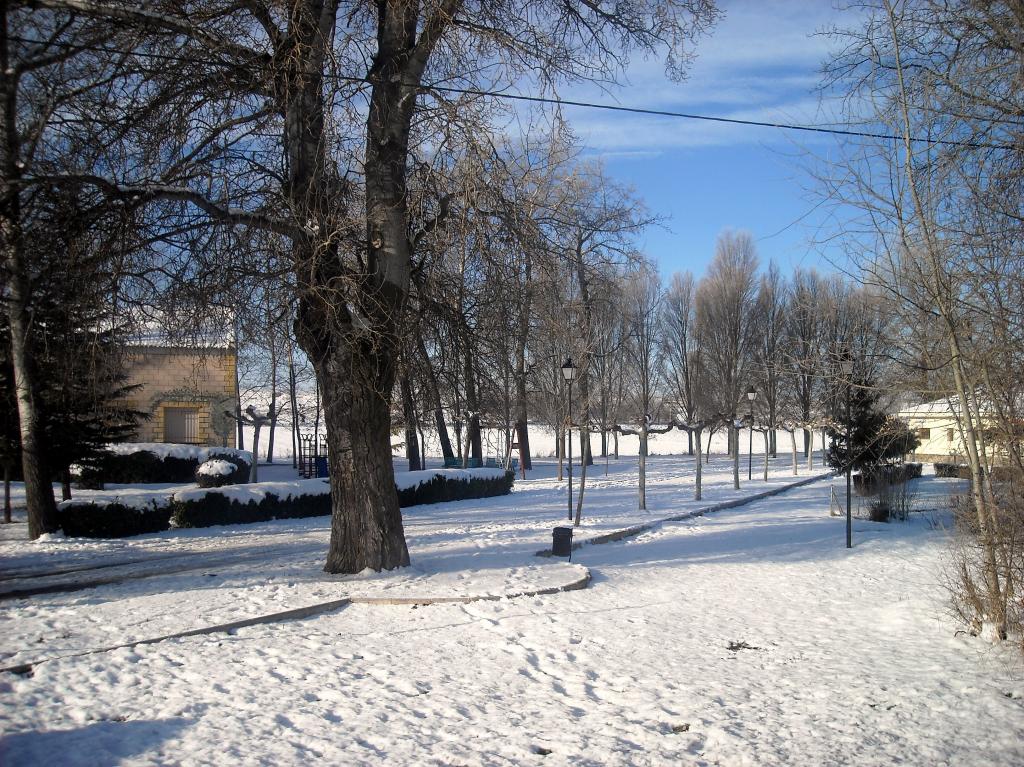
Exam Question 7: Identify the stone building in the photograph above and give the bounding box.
[122,343,238,447]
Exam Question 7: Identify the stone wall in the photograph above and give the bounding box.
[122,346,237,447]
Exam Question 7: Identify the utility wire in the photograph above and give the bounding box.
[9,33,1015,152]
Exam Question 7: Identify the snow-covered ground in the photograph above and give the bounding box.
[1,455,1022,765]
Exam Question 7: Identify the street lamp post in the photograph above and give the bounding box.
[840,355,854,548]
[562,358,577,522]
[747,387,756,481]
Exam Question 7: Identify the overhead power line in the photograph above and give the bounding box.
[9,33,1015,151]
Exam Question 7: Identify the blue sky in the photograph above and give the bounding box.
[561,1,857,279]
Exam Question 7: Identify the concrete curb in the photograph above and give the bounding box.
[349,569,591,606]
[535,472,832,557]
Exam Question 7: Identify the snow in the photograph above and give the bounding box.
[195,459,236,477]
[57,493,173,513]
[1,455,1022,765]
[174,478,329,505]
[105,443,252,464]
[394,467,509,491]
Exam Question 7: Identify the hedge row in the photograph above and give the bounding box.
[934,462,1023,482]
[397,471,515,507]
[57,470,515,538]
[57,501,171,539]
[171,490,329,528]
[92,450,252,484]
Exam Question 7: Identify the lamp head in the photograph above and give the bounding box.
[746,386,756,402]
[561,357,577,382]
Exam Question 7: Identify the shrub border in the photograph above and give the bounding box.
[58,470,516,537]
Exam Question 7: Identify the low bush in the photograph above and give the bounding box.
[868,499,890,522]
[171,488,329,528]
[989,465,1023,483]
[195,459,240,489]
[933,463,1021,482]
[57,500,171,539]
[398,470,514,507]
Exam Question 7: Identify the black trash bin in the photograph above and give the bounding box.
[552,526,574,560]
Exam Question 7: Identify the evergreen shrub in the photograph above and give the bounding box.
[195,459,240,488]
[101,449,250,484]
[171,490,329,528]
[57,501,171,538]
[398,471,514,507]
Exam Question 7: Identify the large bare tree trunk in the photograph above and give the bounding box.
[288,0,432,573]
[311,343,410,573]
[1,14,57,537]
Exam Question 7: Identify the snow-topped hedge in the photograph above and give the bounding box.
[172,479,330,528]
[195,458,243,488]
[95,443,252,484]
[396,468,513,507]
[56,469,514,537]
[57,499,172,538]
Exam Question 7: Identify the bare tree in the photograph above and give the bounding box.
[824,0,1024,639]
[29,0,718,571]
[618,263,668,511]
[696,230,760,490]
[752,262,788,456]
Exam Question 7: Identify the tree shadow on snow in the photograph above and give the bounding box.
[577,491,948,574]
[0,717,193,766]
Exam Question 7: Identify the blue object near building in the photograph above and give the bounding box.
[315,456,329,478]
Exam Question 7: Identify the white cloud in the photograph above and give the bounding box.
[559,0,855,153]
